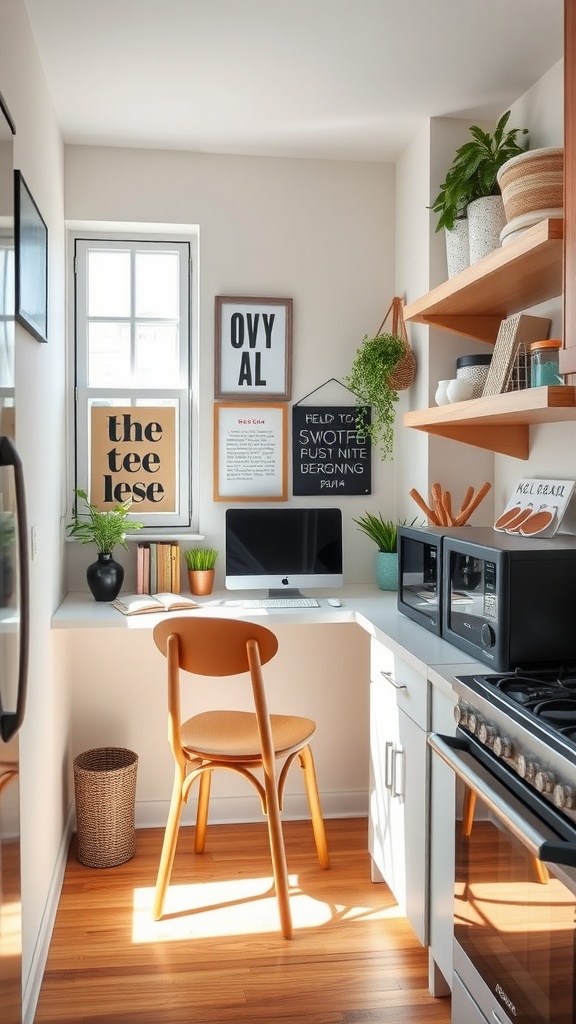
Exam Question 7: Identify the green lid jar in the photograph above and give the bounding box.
[529,340,563,387]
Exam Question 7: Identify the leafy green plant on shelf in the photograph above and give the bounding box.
[430,109,528,232]
[67,488,143,554]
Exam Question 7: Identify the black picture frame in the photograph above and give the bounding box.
[14,170,48,343]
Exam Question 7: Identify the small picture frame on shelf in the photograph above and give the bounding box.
[482,313,552,396]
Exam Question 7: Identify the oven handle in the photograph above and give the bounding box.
[429,732,576,869]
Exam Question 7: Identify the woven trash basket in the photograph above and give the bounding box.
[73,747,138,867]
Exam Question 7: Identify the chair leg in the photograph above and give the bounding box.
[263,775,293,939]
[153,764,186,920]
[194,768,212,853]
[299,745,330,869]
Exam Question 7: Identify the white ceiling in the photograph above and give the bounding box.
[23,0,564,162]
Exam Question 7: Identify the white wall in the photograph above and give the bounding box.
[0,0,70,1016]
[64,146,398,590]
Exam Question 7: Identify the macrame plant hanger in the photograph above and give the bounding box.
[374,296,416,391]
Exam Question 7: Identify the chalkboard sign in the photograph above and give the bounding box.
[292,405,371,496]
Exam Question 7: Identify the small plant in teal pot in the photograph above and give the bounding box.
[353,512,418,591]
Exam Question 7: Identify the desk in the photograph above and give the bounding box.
[53,584,480,823]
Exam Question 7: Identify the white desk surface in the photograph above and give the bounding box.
[53,584,484,681]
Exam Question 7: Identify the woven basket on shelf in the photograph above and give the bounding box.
[73,746,138,868]
[497,147,564,224]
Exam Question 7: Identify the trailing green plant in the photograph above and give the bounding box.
[430,110,528,232]
[353,512,419,553]
[67,488,143,554]
[184,547,218,571]
[343,332,405,460]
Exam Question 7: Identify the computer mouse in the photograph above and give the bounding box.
[327,598,342,607]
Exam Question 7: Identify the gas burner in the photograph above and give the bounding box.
[493,677,563,704]
[532,698,576,723]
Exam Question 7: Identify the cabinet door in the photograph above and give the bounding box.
[368,670,428,946]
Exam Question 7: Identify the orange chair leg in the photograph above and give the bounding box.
[299,745,330,869]
[264,777,293,939]
[153,764,186,920]
[194,768,212,853]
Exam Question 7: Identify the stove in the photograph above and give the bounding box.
[454,666,576,826]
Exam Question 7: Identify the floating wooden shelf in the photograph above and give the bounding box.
[404,218,564,343]
[404,387,576,460]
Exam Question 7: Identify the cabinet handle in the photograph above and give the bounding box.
[380,670,407,691]
[384,740,394,791]
[393,748,404,799]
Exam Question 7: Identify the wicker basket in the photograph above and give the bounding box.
[497,147,564,224]
[73,747,138,868]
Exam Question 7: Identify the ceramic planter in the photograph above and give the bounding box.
[444,218,470,278]
[375,551,398,591]
[467,195,506,263]
[188,568,215,596]
[86,552,124,602]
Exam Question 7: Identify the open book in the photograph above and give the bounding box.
[112,592,200,616]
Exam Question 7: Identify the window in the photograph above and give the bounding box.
[73,235,194,529]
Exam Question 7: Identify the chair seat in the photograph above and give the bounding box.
[181,710,316,761]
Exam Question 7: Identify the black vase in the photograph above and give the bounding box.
[86,552,124,602]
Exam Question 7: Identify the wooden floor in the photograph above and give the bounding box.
[34,818,451,1024]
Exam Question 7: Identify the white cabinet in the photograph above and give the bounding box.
[368,637,428,946]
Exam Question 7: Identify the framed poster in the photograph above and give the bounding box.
[292,405,371,495]
[215,296,292,401]
[14,170,48,343]
[214,403,287,501]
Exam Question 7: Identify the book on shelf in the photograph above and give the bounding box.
[112,592,200,616]
[136,541,181,595]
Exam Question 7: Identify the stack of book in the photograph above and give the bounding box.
[136,542,181,594]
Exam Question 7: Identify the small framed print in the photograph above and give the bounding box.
[14,170,48,343]
[215,296,292,401]
[214,403,287,501]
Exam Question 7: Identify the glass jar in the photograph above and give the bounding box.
[529,339,563,387]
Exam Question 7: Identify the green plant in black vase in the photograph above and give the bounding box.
[430,110,528,232]
[344,332,405,460]
[67,488,143,554]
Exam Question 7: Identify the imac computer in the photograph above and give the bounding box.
[225,507,343,597]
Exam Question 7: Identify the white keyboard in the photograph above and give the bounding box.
[241,597,320,609]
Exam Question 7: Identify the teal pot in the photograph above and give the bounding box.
[86,552,124,602]
[375,551,398,591]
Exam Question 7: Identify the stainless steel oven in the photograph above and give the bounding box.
[429,665,576,1024]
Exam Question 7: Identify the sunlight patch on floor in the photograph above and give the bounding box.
[132,875,402,941]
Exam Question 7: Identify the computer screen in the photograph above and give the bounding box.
[225,507,343,595]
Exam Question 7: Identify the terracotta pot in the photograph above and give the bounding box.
[187,568,215,596]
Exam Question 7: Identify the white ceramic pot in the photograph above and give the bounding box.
[447,377,474,403]
[445,218,470,278]
[467,195,506,264]
[434,380,452,406]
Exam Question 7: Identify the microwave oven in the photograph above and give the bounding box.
[441,527,576,671]
[397,525,447,634]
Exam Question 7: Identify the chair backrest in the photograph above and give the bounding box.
[153,616,278,676]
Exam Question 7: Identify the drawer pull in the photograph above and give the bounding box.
[384,741,394,791]
[380,670,407,690]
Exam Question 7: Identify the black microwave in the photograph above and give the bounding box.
[441,528,576,671]
[397,525,447,635]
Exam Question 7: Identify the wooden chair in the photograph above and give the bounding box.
[152,616,330,938]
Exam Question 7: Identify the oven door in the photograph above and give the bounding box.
[429,732,576,1024]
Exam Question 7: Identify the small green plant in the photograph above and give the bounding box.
[184,547,218,570]
[67,488,143,554]
[353,512,419,553]
[430,110,528,232]
[343,332,405,460]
